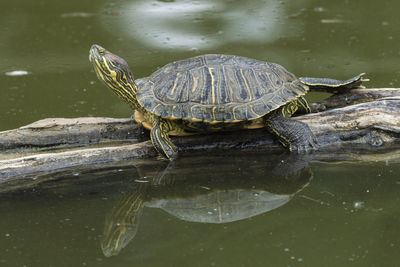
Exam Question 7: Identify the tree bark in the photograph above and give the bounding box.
[0,117,144,150]
[0,88,399,181]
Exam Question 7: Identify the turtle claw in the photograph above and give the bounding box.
[294,131,319,153]
[290,138,319,153]
[268,116,319,153]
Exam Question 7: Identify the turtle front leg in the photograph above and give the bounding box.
[265,110,318,152]
[150,117,178,160]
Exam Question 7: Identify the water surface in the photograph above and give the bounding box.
[0,152,399,266]
[1,0,400,266]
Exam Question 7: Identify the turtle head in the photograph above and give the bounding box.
[89,44,140,108]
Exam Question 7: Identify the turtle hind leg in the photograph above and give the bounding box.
[150,118,178,160]
[265,110,318,152]
[299,73,366,93]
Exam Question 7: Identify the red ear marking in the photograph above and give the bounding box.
[108,53,128,66]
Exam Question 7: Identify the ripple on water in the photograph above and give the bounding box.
[5,70,29,76]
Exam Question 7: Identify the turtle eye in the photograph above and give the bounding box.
[98,48,106,55]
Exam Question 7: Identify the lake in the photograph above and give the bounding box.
[0,0,399,266]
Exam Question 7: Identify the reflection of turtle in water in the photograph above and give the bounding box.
[101,153,313,257]
[89,44,365,159]
[146,184,297,224]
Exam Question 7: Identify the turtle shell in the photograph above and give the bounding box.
[136,54,308,123]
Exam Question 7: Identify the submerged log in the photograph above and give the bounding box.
[0,88,399,180]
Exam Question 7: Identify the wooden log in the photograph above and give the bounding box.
[309,88,400,111]
[0,88,400,181]
[299,97,400,146]
[0,117,143,150]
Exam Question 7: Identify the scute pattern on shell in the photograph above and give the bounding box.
[136,54,308,122]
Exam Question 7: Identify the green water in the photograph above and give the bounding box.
[1,0,400,266]
[0,153,399,266]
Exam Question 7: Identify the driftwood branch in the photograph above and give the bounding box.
[0,117,144,150]
[309,88,400,112]
[1,88,400,181]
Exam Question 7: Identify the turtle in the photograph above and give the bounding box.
[89,44,365,159]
